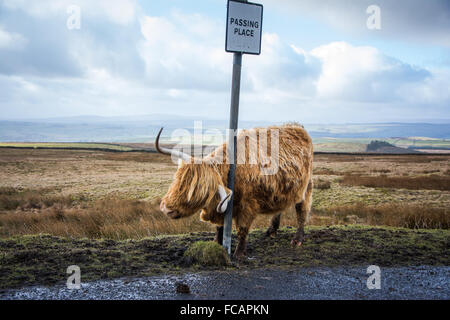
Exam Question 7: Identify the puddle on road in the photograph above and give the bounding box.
[2,266,449,300]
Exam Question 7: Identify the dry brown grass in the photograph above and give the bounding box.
[0,197,215,239]
[339,174,450,191]
[0,197,447,240]
[253,202,449,230]
[0,149,448,239]
[0,187,80,211]
[314,154,450,178]
[0,148,177,202]
[313,168,342,175]
[94,152,172,163]
[314,179,331,190]
[312,203,449,230]
[371,169,391,174]
[422,169,441,174]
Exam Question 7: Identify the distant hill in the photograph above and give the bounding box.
[367,140,395,151]
[366,140,421,154]
[0,115,449,142]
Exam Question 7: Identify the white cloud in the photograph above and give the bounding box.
[0,26,27,50]
[0,1,448,123]
[138,12,230,91]
[266,0,450,47]
[2,0,137,25]
[0,0,144,77]
[309,42,430,102]
[245,33,320,96]
[397,68,450,105]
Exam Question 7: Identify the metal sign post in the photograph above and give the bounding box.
[223,0,263,255]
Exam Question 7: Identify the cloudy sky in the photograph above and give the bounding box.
[0,0,449,123]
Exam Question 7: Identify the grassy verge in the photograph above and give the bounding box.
[0,226,448,290]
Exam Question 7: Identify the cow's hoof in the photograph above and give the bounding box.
[233,253,247,261]
[290,239,303,247]
[265,230,277,239]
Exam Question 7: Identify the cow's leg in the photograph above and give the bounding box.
[265,213,281,238]
[233,212,255,259]
[291,180,313,247]
[214,226,223,245]
[234,226,249,259]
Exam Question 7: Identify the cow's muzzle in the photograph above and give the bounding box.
[160,201,181,219]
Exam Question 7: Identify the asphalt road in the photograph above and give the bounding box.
[1,266,448,300]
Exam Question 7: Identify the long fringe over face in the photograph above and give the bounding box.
[162,162,224,217]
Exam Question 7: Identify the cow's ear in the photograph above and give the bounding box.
[216,185,232,213]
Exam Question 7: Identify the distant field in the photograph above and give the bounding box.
[0,142,136,151]
[313,141,367,153]
[2,136,450,154]
[131,136,450,153]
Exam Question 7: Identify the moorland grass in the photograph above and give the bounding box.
[184,241,230,266]
[0,194,447,242]
[0,150,448,241]
[339,174,450,191]
[312,203,449,229]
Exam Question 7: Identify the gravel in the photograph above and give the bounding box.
[1,266,448,300]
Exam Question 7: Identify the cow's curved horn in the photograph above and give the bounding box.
[217,185,232,213]
[155,127,191,161]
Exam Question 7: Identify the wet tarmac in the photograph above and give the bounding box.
[1,266,448,300]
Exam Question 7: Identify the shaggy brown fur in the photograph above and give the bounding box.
[160,124,314,258]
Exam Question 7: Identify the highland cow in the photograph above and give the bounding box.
[156,124,313,258]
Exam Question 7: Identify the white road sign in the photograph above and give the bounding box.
[226,0,263,55]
